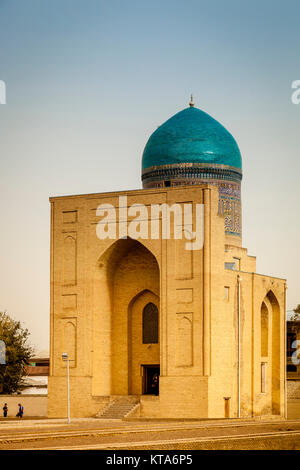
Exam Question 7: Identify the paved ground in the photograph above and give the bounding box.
[0,418,299,450]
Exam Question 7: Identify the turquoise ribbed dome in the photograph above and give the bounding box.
[142,106,242,170]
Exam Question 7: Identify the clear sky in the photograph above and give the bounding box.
[0,0,299,351]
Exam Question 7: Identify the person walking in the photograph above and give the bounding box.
[2,403,8,418]
[16,403,23,418]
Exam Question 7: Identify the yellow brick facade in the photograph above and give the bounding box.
[48,184,286,419]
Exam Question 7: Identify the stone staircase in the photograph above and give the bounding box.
[96,396,140,419]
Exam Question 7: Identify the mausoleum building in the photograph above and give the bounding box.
[48,100,286,419]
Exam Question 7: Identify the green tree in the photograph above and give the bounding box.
[0,311,33,394]
[291,304,300,321]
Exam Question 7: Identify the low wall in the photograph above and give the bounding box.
[287,399,300,419]
[140,396,161,418]
[286,381,300,419]
[0,395,47,417]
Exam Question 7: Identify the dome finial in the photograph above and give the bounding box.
[189,94,194,107]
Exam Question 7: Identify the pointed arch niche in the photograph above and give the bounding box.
[92,238,160,396]
[260,290,281,415]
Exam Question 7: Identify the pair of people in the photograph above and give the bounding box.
[2,403,24,418]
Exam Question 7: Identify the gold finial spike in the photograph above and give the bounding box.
[189,94,194,107]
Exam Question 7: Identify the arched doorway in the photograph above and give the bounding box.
[128,291,160,395]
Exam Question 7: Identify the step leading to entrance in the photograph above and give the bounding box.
[96,397,140,419]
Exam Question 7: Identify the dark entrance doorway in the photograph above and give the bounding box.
[143,365,160,395]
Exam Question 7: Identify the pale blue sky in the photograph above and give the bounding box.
[0,0,299,350]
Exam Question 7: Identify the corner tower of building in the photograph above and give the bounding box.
[141,98,243,243]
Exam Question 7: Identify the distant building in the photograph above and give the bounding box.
[22,352,49,395]
[287,321,300,377]
[286,320,300,414]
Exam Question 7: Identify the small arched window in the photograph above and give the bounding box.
[143,303,158,344]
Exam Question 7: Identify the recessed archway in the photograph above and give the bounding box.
[260,290,281,415]
[92,238,160,396]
